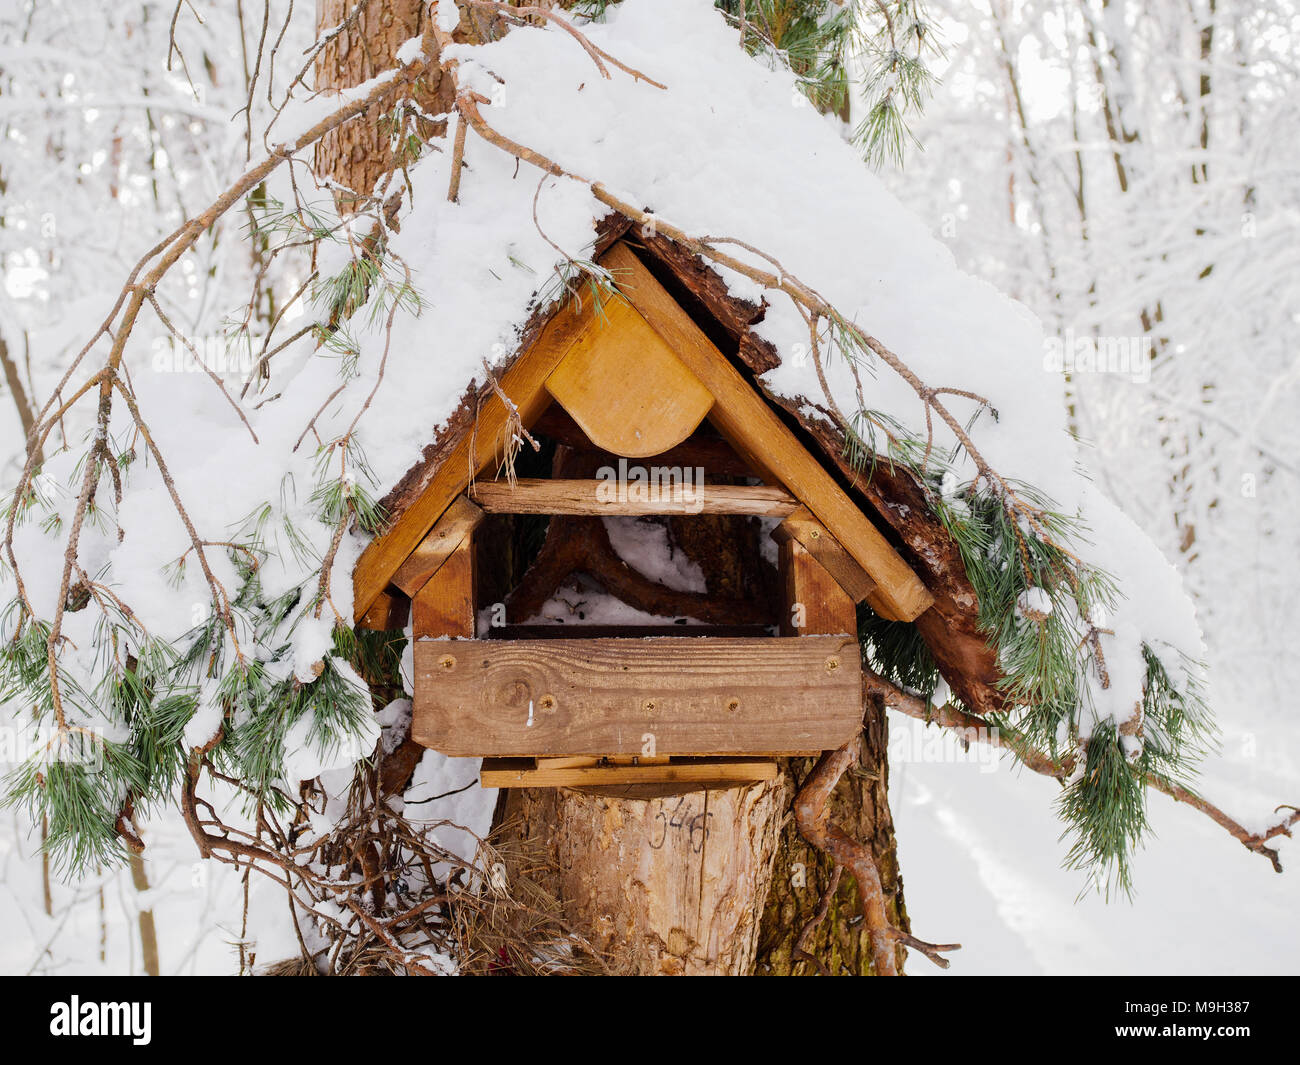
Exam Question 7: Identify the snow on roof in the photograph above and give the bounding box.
[8,0,1203,740]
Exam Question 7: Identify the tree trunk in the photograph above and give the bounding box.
[315,0,430,202]
[755,698,908,975]
[314,0,497,205]
[491,517,907,974]
[128,851,161,977]
[496,779,788,974]
[493,704,908,977]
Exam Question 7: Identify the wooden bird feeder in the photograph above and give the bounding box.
[353,240,933,790]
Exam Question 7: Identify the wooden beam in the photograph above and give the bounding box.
[390,496,484,598]
[600,242,933,623]
[545,295,715,458]
[774,505,877,605]
[356,590,409,632]
[480,756,778,790]
[352,290,604,622]
[412,635,861,757]
[412,539,475,638]
[467,478,797,517]
[779,537,858,637]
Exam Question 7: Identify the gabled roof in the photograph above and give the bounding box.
[353,227,1013,714]
[355,234,932,619]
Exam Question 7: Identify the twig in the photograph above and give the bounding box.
[466,2,667,89]
[863,668,1300,872]
[794,737,959,974]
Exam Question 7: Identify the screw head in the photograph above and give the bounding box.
[439,654,457,671]
[643,699,656,712]
[825,657,840,672]
[726,698,740,713]
[539,694,556,712]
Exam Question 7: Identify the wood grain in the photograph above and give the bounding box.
[480,756,778,789]
[412,635,861,757]
[530,404,756,477]
[775,505,877,605]
[467,478,797,516]
[545,295,715,458]
[497,777,788,974]
[779,537,858,637]
[390,495,484,598]
[356,589,410,632]
[412,539,475,638]
[352,289,602,622]
[599,242,933,622]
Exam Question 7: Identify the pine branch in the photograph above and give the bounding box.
[863,668,1299,874]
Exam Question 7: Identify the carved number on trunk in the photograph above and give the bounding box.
[649,796,713,853]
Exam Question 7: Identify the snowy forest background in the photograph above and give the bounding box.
[1,0,1296,974]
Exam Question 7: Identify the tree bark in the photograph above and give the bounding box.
[496,779,788,975]
[755,699,908,975]
[491,495,907,974]
[315,0,432,203]
[128,851,161,976]
[0,332,41,464]
[314,0,499,205]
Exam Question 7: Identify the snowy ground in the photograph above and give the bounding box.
[890,693,1299,975]
[6,689,1293,977]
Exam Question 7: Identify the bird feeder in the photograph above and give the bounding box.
[353,240,932,788]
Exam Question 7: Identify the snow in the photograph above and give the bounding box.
[401,749,495,865]
[0,0,1208,765]
[374,0,1203,738]
[2,0,1293,976]
[433,1,459,36]
[512,578,710,629]
[289,612,334,683]
[181,679,224,750]
[281,661,379,783]
[501,515,713,630]
[602,517,706,594]
[890,707,1300,974]
[1015,586,1053,620]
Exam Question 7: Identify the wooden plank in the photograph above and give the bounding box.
[536,755,602,770]
[545,296,715,458]
[467,478,797,517]
[532,754,671,770]
[779,537,858,637]
[356,590,410,632]
[774,505,877,604]
[412,635,861,757]
[412,539,475,638]
[390,496,485,598]
[600,242,933,623]
[480,756,778,789]
[352,290,605,622]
